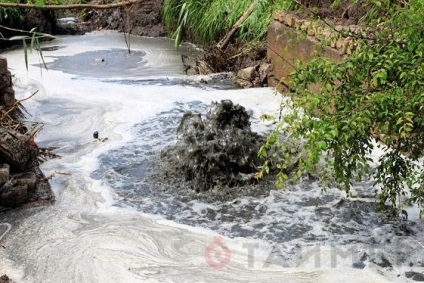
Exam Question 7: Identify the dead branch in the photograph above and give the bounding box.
[38,146,61,160]
[38,171,71,182]
[0,0,145,10]
[0,90,38,122]
[218,2,257,50]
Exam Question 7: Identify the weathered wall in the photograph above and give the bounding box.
[267,11,360,90]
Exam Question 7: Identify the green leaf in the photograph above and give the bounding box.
[35,0,45,7]
[23,39,28,71]
[9,36,28,41]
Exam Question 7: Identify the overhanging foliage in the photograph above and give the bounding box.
[260,0,424,216]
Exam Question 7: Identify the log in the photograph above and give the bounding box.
[218,2,257,50]
[0,0,145,10]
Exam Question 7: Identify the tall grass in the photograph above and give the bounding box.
[163,0,295,46]
[0,0,24,26]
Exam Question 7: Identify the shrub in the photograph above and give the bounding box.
[260,0,424,216]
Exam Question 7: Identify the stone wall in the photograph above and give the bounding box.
[267,11,362,89]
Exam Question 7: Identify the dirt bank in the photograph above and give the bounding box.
[0,58,54,212]
[79,1,367,88]
[82,0,166,37]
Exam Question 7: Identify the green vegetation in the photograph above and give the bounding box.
[0,0,23,25]
[259,0,424,216]
[163,0,294,46]
[164,0,423,216]
[0,0,57,69]
[8,29,55,69]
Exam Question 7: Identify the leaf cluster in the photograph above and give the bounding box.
[261,0,424,216]
[0,0,24,24]
[4,27,56,70]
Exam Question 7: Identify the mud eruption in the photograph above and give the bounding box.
[161,100,264,191]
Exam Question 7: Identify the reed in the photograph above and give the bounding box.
[163,0,295,46]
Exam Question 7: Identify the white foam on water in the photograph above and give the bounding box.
[0,32,422,283]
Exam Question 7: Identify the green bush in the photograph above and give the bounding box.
[260,0,424,216]
[0,0,24,27]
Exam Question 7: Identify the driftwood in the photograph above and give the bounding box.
[0,0,145,10]
[218,2,257,50]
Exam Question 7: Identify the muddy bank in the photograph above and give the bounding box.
[79,0,271,87]
[198,44,272,88]
[0,58,54,212]
[82,0,166,37]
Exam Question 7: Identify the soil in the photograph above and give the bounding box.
[203,42,267,73]
[81,0,166,37]
[295,0,369,25]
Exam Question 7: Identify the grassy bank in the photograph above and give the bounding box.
[162,0,374,47]
[163,0,295,46]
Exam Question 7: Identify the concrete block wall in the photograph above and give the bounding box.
[267,11,362,89]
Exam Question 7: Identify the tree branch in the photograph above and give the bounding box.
[0,0,145,10]
[217,2,257,50]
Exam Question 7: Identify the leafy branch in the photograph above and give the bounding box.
[260,0,424,216]
[0,25,56,70]
[0,0,146,10]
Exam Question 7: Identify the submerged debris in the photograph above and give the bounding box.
[161,100,265,191]
[93,131,108,142]
[0,274,11,283]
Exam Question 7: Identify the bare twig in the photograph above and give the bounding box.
[0,90,38,122]
[340,3,353,20]
[38,171,71,182]
[28,123,43,141]
[0,0,146,10]
[122,4,133,53]
[218,2,257,50]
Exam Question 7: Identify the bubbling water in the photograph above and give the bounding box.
[160,99,264,191]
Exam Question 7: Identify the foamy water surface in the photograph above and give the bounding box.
[0,31,422,283]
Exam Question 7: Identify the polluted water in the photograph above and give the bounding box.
[0,31,423,283]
